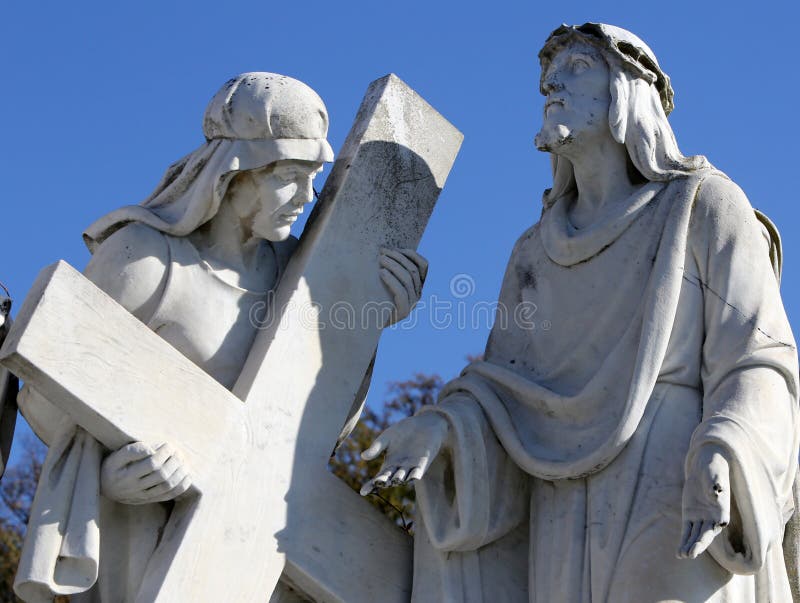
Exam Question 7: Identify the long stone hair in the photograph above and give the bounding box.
[542,28,711,208]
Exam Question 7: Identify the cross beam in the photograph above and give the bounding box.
[2,74,462,602]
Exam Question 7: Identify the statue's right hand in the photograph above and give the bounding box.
[359,412,449,496]
[101,442,192,505]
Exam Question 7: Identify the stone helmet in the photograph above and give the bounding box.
[84,72,334,248]
[203,72,334,163]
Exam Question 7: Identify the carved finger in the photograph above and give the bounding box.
[361,438,388,461]
[407,455,433,483]
[398,248,429,282]
[147,474,193,503]
[381,249,421,294]
[359,480,377,497]
[380,269,410,320]
[679,521,701,558]
[170,475,193,500]
[407,466,425,482]
[390,468,407,485]
[374,467,397,486]
[138,454,183,489]
[380,255,421,300]
[142,466,190,500]
[688,520,722,559]
[677,521,693,557]
[104,441,157,473]
[380,254,419,299]
[134,443,173,477]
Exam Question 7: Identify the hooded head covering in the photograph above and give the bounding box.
[84,72,334,251]
[539,23,674,116]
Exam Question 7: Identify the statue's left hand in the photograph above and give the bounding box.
[379,248,428,325]
[678,444,731,559]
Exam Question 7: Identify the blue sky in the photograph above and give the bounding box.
[2,1,798,463]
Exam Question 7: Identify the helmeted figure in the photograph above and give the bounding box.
[364,24,800,602]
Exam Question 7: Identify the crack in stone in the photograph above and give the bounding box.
[682,272,796,349]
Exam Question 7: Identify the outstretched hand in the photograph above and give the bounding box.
[678,444,731,559]
[360,412,449,496]
[379,248,428,326]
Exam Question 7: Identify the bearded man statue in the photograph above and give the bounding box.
[364,23,800,603]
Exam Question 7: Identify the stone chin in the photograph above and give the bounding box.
[534,123,573,152]
[254,226,292,243]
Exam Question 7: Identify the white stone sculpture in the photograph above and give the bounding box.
[363,23,800,602]
[3,72,461,602]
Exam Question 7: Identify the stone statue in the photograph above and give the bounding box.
[14,72,427,601]
[363,23,800,602]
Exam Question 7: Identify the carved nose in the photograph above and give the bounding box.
[296,178,314,205]
[541,71,563,95]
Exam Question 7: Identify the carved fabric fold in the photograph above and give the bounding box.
[83,137,330,251]
[15,422,101,600]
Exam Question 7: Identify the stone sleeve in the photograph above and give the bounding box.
[687,175,800,574]
[415,394,530,552]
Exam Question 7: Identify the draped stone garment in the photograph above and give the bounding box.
[16,224,371,601]
[413,173,800,602]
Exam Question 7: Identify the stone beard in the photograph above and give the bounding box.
[533,122,572,153]
[363,22,800,603]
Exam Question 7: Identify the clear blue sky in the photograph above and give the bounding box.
[2,1,798,463]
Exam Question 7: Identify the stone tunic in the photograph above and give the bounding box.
[147,235,279,390]
[43,232,288,603]
[87,232,285,602]
[14,228,292,601]
[16,224,371,600]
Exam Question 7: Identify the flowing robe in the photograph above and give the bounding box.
[412,173,799,602]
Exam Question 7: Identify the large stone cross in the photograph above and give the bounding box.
[0,75,462,602]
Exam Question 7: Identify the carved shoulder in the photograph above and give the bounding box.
[83,223,170,322]
[688,174,776,286]
[689,174,756,238]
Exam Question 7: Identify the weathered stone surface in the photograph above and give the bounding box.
[2,73,461,602]
[363,24,800,603]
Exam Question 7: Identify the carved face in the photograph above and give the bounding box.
[535,41,611,153]
[232,160,323,242]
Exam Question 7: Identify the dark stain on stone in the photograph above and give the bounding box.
[516,265,537,289]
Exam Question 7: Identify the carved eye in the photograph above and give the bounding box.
[572,58,590,74]
[274,170,297,185]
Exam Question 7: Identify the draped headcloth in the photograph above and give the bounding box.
[84,72,334,251]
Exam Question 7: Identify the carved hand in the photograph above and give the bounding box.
[678,444,731,559]
[101,442,192,505]
[379,248,428,325]
[359,412,449,496]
